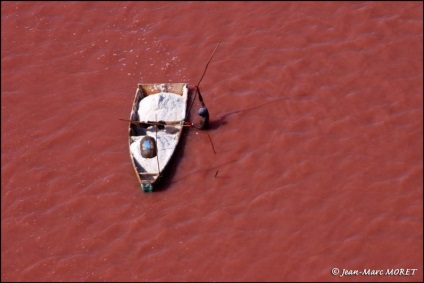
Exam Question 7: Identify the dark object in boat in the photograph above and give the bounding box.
[140,136,157,158]
[157,120,166,130]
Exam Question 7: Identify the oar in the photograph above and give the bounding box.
[188,40,221,116]
[119,119,194,127]
[197,40,221,88]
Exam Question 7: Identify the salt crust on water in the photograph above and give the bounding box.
[130,92,186,173]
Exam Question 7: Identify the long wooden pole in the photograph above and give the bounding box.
[120,119,193,127]
[197,40,221,87]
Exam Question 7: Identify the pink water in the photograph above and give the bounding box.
[2,2,422,282]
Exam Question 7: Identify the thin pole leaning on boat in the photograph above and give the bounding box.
[189,40,222,114]
[197,40,221,87]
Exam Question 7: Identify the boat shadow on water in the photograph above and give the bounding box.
[150,125,190,192]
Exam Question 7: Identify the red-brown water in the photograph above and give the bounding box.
[1,2,422,282]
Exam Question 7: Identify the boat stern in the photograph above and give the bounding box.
[141,182,154,193]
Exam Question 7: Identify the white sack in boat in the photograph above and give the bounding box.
[138,92,186,122]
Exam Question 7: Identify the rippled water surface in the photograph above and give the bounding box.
[2,2,423,282]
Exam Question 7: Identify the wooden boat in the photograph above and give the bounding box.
[128,83,189,192]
